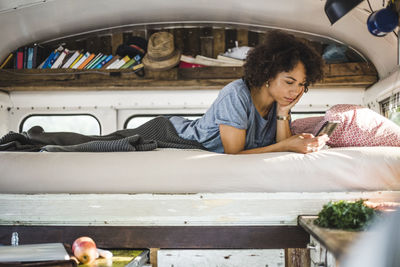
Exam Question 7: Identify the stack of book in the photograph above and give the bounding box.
[180,54,244,67]
[37,47,144,70]
[0,44,47,69]
[0,46,144,71]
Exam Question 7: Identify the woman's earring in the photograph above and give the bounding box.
[266,81,270,88]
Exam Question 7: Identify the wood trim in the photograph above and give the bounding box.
[0,62,378,91]
[0,225,308,249]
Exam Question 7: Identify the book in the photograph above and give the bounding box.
[77,53,95,69]
[23,46,28,69]
[180,54,244,67]
[61,51,75,66]
[217,54,245,64]
[39,51,55,69]
[51,48,70,69]
[85,53,103,69]
[68,52,84,68]
[32,45,38,68]
[27,47,34,69]
[16,49,24,69]
[72,52,90,69]
[132,62,144,71]
[88,54,106,69]
[31,44,46,69]
[179,61,206,68]
[101,55,120,69]
[106,58,121,69]
[61,50,81,68]
[112,55,130,69]
[0,52,14,69]
[0,243,69,262]
[120,54,141,69]
[43,46,64,69]
[196,55,243,66]
[94,55,113,69]
[45,51,60,68]
[37,55,48,69]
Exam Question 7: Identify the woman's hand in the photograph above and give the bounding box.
[276,87,304,116]
[280,133,329,154]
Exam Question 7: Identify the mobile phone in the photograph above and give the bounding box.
[315,121,340,137]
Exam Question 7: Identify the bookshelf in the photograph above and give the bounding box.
[0,25,378,91]
[0,62,377,91]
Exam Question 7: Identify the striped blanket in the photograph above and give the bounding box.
[0,116,205,152]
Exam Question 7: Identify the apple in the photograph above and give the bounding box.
[72,236,98,264]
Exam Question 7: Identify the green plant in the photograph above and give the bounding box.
[314,199,376,230]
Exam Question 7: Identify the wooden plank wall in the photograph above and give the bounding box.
[44,26,329,60]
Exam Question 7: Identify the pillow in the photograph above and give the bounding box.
[322,104,400,147]
[291,104,400,147]
[291,116,324,135]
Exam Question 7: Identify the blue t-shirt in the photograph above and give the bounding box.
[169,79,278,153]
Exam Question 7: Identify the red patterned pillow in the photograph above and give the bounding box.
[291,116,324,135]
[322,104,400,147]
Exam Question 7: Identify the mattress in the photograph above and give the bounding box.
[0,146,399,194]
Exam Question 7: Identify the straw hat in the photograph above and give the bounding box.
[142,32,181,71]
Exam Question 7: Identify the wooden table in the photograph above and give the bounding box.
[298,216,363,260]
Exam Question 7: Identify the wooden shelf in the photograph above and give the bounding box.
[0,62,377,91]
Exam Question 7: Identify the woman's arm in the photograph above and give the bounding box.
[219,124,328,154]
[275,87,304,142]
[276,117,292,142]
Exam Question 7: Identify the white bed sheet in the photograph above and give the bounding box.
[0,147,399,194]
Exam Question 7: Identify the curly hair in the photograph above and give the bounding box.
[244,30,323,92]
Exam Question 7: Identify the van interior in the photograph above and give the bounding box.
[0,1,399,266]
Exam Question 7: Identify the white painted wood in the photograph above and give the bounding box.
[0,192,398,226]
[309,235,338,267]
[363,67,400,112]
[157,249,284,267]
[309,236,325,267]
[0,92,11,136]
[8,107,117,135]
[326,251,336,267]
[5,88,365,133]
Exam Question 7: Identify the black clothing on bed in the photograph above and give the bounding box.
[0,116,205,152]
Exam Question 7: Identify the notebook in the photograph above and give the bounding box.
[0,243,70,262]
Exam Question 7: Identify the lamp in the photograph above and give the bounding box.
[367,2,399,36]
[324,0,364,25]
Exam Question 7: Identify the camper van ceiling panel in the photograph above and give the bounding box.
[0,0,51,13]
[0,0,397,78]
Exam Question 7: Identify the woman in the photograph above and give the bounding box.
[170,30,328,154]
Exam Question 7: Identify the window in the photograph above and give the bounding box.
[20,114,101,135]
[381,92,400,126]
[125,114,203,129]
[291,112,325,120]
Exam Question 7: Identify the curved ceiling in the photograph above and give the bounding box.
[0,0,397,78]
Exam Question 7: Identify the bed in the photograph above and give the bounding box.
[0,147,399,249]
